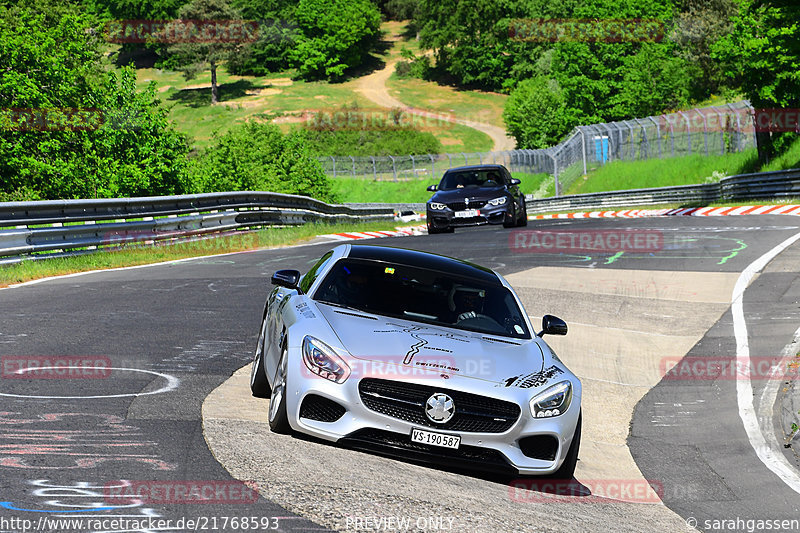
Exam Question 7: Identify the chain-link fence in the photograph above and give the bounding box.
[317,101,757,196]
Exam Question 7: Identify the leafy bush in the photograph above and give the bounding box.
[188,122,335,201]
[503,77,570,149]
[0,6,190,200]
[289,0,381,79]
[300,104,443,156]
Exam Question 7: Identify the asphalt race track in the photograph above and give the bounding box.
[1,215,799,532]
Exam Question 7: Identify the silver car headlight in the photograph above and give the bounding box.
[302,336,351,384]
[487,196,507,206]
[428,202,447,210]
[530,380,572,418]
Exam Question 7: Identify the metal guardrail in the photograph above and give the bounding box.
[0,192,395,261]
[2,168,799,262]
[524,168,800,214]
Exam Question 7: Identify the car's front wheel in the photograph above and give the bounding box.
[427,222,453,234]
[268,344,291,434]
[517,201,528,227]
[250,317,271,398]
[552,411,581,480]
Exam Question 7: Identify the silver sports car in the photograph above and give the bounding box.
[250,244,582,478]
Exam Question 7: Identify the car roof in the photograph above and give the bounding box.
[442,164,507,174]
[344,244,501,285]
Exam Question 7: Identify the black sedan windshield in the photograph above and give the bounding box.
[313,259,530,339]
[439,169,505,191]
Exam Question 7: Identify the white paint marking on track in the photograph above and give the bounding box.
[732,230,800,495]
[0,366,179,399]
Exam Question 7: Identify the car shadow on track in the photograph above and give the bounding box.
[291,432,592,497]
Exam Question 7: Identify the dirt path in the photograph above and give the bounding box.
[353,60,516,152]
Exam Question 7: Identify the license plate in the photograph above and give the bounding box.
[454,209,479,218]
[410,428,461,449]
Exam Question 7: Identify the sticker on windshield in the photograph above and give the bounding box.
[514,325,524,334]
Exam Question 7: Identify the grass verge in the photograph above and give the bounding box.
[529,197,800,217]
[329,172,550,204]
[0,220,419,288]
[565,149,760,195]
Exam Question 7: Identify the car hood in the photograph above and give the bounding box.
[430,187,506,204]
[316,304,548,387]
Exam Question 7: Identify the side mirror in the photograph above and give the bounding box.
[271,269,301,290]
[427,184,438,192]
[510,178,521,185]
[538,315,568,337]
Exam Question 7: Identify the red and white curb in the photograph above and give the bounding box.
[321,225,427,241]
[531,204,800,220]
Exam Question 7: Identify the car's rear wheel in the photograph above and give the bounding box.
[552,411,581,480]
[250,317,271,398]
[268,345,291,434]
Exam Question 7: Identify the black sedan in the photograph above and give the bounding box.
[425,165,528,234]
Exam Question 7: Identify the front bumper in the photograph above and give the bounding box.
[284,353,581,476]
[426,204,512,229]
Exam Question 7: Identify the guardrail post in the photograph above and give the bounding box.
[446,153,452,169]
[410,154,416,177]
[580,128,587,175]
[695,109,709,156]
[429,154,435,178]
[626,121,636,159]
[679,111,691,155]
[714,107,726,155]
[370,156,376,180]
[330,156,336,178]
[389,155,397,181]
[349,156,356,178]
[461,152,468,165]
[551,151,560,197]
[648,116,662,158]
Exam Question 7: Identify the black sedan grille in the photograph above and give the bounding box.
[447,200,487,211]
[358,378,520,433]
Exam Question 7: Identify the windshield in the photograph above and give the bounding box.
[439,169,505,191]
[313,258,530,339]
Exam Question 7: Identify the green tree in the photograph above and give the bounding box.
[166,0,245,104]
[226,0,298,76]
[503,77,570,149]
[671,0,738,98]
[713,0,800,163]
[189,122,334,201]
[0,4,189,200]
[289,0,381,80]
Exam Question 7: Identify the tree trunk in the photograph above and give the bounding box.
[210,60,218,105]
[755,130,772,166]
